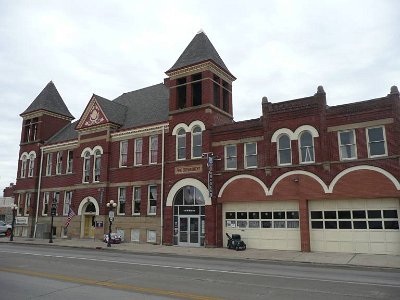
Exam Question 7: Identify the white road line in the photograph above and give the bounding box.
[1,249,399,288]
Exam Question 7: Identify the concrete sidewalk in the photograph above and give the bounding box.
[1,236,400,269]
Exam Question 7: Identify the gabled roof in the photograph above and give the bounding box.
[166,31,233,77]
[21,81,74,119]
[92,94,127,126]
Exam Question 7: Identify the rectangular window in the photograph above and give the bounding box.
[222,81,230,112]
[148,185,157,215]
[42,192,49,216]
[367,126,387,157]
[119,141,128,167]
[192,73,202,106]
[53,192,60,216]
[56,151,63,175]
[339,130,357,160]
[66,150,73,173]
[177,77,187,109]
[28,155,34,177]
[225,144,237,170]
[147,229,156,243]
[24,193,31,216]
[46,153,53,176]
[131,229,140,242]
[133,186,141,215]
[118,187,126,215]
[134,138,143,166]
[149,135,158,164]
[213,75,220,107]
[21,156,27,178]
[17,194,22,216]
[64,191,72,216]
[245,142,257,168]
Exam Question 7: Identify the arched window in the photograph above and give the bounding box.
[278,134,292,165]
[28,153,35,177]
[20,154,28,178]
[191,126,202,158]
[177,128,186,160]
[299,131,315,163]
[174,185,205,206]
[83,151,91,183]
[93,149,101,182]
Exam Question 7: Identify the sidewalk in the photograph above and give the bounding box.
[1,236,400,269]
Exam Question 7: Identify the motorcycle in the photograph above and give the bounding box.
[226,233,246,251]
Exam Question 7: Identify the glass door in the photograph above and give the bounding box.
[179,216,200,246]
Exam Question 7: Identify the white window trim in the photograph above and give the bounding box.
[66,150,73,174]
[53,192,60,216]
[244,142,257,169]
[20,155,28,178]
[131,229,140,242]
[17,194,22,216]
[82,151,91,183]
[191,126,202,159]
[149,135,158,164]
[56,151,62,175]
[93,150,101,182]
[42,192,49,216]
[46,153,53,176]
[147,185,157,215]
[132,186,141,216]
[224,144,237,170]
[117,187,126,215]
[146,229,156,243]
[63,191,72,216]
[277,134,292,166]
[119,140,128,167]
[24,193,31,216]
[366,126,387,158]
[338,129,357,161]
[298,131,315,164]
[134,138,143,166]
[176,129,186,161]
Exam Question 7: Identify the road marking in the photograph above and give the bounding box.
[0,267,222,300]
[1,249,400,288]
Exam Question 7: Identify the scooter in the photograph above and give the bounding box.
[226,233,246,251]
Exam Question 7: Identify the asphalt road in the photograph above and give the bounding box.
[0,244,399,299]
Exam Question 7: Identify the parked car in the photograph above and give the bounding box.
[0,221,12,236]
[103,233,122,244]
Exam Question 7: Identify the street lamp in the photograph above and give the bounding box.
[106,200,117,247]
[49,198,57,243]
[9,203,18,241]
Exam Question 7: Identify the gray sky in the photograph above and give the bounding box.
[0,0,399,196]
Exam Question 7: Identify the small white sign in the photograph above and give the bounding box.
[15,217,28,225]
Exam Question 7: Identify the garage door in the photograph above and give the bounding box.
[223,201,301,251]
[309,199,400,254]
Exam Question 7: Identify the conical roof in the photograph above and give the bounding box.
[21,81,74,119]
[166,31,233,77]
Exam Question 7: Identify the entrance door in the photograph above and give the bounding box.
[179,216,199,246]
[84,215,94,238]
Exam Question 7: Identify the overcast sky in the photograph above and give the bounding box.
[0,0,399,196]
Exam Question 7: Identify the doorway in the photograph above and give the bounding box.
[179,216,200,246]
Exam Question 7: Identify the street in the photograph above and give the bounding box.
[0,243,399,299]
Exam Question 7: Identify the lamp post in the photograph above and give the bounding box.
[106,200,117,247]
[9,204,18,241]
[49,198,57,243]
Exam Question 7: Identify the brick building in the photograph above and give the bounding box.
[9,31,400,254]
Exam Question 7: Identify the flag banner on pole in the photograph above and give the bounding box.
[64,208,76,228]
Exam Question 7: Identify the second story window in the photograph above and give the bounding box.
[133,186,141,215]
[119,140,128,167]
[339,130,357,160]
[299,131,315,163]
[56,151,63,175]
[46,153,53,176]
[20,154,28,178]
[134,138,143,166]
[53,192,60,216]
[83,151,90,183]
[278,134,292,165]
[367,126,387,157]
[192,126,202,159]
[93,149,101,182]
[245,142,257,168]
[17,194,22,216]
[66,150,73,173]
[149,135,158,164]
[28,153,35,177]
[118,187,126,215]
[225,144,237,170]
[177,128,186,160]
[42,192,49,216]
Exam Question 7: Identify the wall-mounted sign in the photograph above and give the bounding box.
[15,217,28,225]
[175,165,202,175]
[95,221,104,228]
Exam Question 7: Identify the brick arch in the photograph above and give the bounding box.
[329,165,400,197]
[218,175,268,202]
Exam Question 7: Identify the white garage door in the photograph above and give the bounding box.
[309,199,400,254]
[223,202,301,251]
